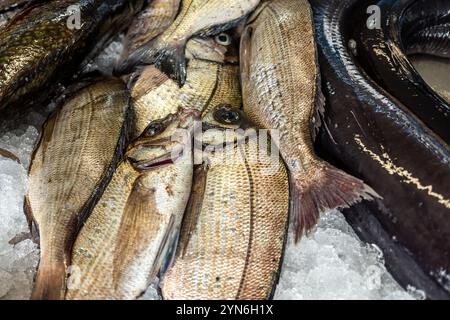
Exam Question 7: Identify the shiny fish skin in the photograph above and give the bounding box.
[162,106,289,300]
[240,0,377,241]
[0,0,143,112]
[27,78,132,300]
[406,23,450,58]
[65,111,195,300]
[311,0,450,299]
[118,0,260,85]
[129,35,241,138]
[121,0,181,62]
[350,0,450,144]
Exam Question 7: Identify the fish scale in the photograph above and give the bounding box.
[241,0,378,241]
[28,78,131,300]
[162,105,290,300]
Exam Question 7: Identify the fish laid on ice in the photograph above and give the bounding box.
[118,0,260,85]
[240,0,378,241]
[66,109,196,300]
[162,105,289,300]
[27,78,132,300]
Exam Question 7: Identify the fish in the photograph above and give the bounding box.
[65,109,197,300]
[240,0,378,242]
[0,0,144,113]
[311,0,450,299]
[161,104,289,300]
[349,0,450,144]
[27,78,132,300]
[65,34,242,300]
[0,147,20,163]
[129,33,241,139]
[400,0,450,59]
[118,0,260,85]
[120,0,181,63]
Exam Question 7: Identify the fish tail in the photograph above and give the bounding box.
[31,261,67,300]
[154,41,187,87]
[290,163,380,242]
[115,38,161,76]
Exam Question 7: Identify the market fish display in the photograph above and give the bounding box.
[240,0,378,241]
[350,0,450,144]
[66,110,196,300]
[311,0,450,299]
[162,105,289,300]
[129,34,240,138]
[120,0,180,63]
[0,0,144,112]
[118,0,260,85]
[27,78,132,300]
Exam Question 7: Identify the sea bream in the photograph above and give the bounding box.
[128,32,241,139]
[240,0,378,241]
[120,0,181,63]
[65,109,197,300]
[118,0,260,85]
[162,105,290,300]
[65,34,242,299]
[27,78,132,300]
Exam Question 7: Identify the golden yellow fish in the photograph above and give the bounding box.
[27,78,132,300]
[161,104,290,300]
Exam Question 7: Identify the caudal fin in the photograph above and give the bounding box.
[117,39,187,86]
[115,39,160,76]
[291,163,380,242]
[31,262,67,300]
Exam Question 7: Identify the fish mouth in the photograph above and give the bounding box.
[129,148,184,171]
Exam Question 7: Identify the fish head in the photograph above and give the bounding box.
[127,109,199,171]
[185,31,240,64]
[198,104,254,148]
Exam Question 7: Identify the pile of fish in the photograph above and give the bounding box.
[0,0,448,300]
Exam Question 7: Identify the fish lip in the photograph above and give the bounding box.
[129,148,184,171]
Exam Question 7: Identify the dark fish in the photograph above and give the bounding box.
[349,0,450,144]
[27,78,132,300]
[406,23,450,59]
[311,0,450,299]
[400,0,450,58]
[0,0,29,13]
[0,0,144,112]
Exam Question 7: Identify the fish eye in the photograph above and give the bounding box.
[215,33,232,46]
[213,104,241,125]
[144,121,165,137]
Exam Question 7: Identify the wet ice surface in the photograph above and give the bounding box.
[0,49,445,301]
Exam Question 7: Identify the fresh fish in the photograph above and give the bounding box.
[350,0,450,144]
[240,0,378,241]
[65,109,197,300]
[162,105,289,300]
[401,0,450,58]
[0,0,27,27]
[120,0,181,63]
[118,0,260,85]
[0,0,144,112]
[0,0,29,13]
[129,33,241,139]
[65,34,241,300]
[27,78,132,300]
[311,0,450,299]
[406,23,450,58]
